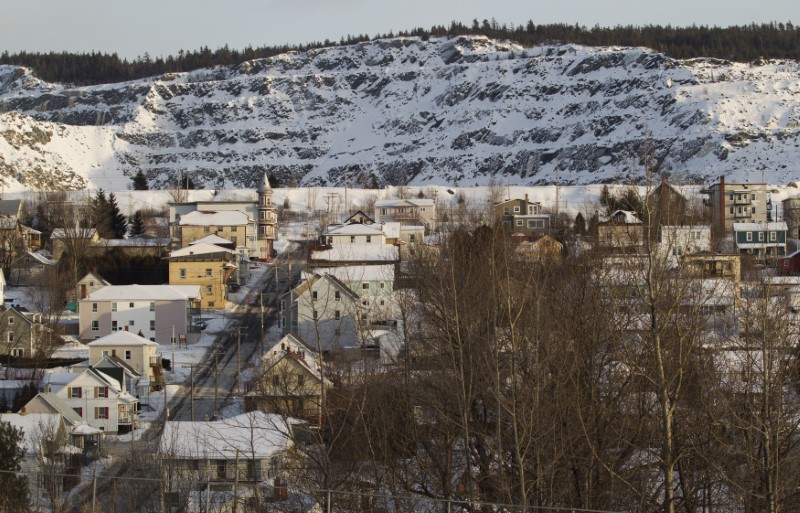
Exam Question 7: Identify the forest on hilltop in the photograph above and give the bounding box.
[1,20,799,86]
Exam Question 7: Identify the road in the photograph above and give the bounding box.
[168,243,307,421]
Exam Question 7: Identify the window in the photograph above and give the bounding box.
[503,207,510,215]
[350,236,355,243]
[179,269,186,279]
[111,302,117,312]
[312,291,318,301]
[92,303,98,312]
[380,299,385,306]
[69,387,82,398]
[73,407,82,417]
[516,219,523,226]
[528,219,545,229]
[129,320,135,326]
[334,291,341,301]
[217,460,226,479]
[272,375,280,386]
[362,283,369,290]
[125,350,131,360]
[112,321,118,331]
[752,194,756,200]
[7,317,12,325]
[10,347,23,357]
[729,207,734,214]
[231,226,237,232]
[366,235,372,243]
[334,310,341,320]
[205,269,212,277]
[204,226,210,233]
[150,302,155,312]
[312,310,318,320]
[208,301,215,308]
[752,207,756,214]
[690,231,701,240]
[362,298,369,306]
[129,302,134,308]
[409,234,416,243]
[150,320,155,331]
[746,232,753,242]
[513,206,520,213]
[6,332,13,344]
[95,407,109,420]
[297,375,305,386]
[95,387,109,398]
[770,231,777,241]
[91,320,99,331]
[206,285,213,295]
[758,232,764,241]
[280,300,286,312]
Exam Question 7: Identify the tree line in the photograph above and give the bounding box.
[1,21,798,86]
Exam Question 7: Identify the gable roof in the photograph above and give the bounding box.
[86,330,159,347]
[189,234,235,246]
[79,270,111,285]
[20,251,57,266]
[310,244,399,263]
[302,264,395,283]
[86,284,201,301]
[733,222,788,231]
[375,198,434,208]
[287,273,359,302]
[325,223,385,237]
[344,210,374,224]
[50,227,97,239]
[168,243,237,259]
[0,199,21,217]
[25,392,85,426]
[159,411,296,458]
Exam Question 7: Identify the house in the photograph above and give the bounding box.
[0,306,53,359]
[279,273,362,354]
[18,392,103,454]
[10,250,57,286]
[86,353,150,400]
[78,284,202,346]
[495,195,550,237]
[49,227,100,261]
[701,177,771,235]
[658,225,712,268]
[0,199,41,254]
[643,177,693,237]
[159,411,298,506]
[86,236,170,258]
[513,234,564,261]
[246,334,331,423]
[177,210,251,248]
[374,198,436,232]
[76,270,111,300]
[301,264,398,321]
[33,368,138,433]
[732,222,787,260]
[167,242,238,309]
[596,210,644,253]
[86,331,162,386]
[309,243,400,269]
[779,249,800,276]
[682,253,741,281]
[345,210,375,225]
[324,223,387,246]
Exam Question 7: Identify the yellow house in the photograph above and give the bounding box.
[167,243,237,309]
[176,210,250,249]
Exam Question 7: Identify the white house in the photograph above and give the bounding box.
[324,223,387,246]
[658,225,712,267]
[33,368,138,433]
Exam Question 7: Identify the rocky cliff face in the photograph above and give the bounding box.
[1,36,799,192]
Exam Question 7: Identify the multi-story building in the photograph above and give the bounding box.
[167,242,238,309]
[0,306,51,358]
[374,198,436,232]
[79,284,202,346]
[701,177,770,235]
[494,195,550,237]
[86,331,162,384]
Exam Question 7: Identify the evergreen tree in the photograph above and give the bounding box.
[0,420,30,512]
[132,170,149,190]
[129,210,146,237]
[107,193,128,239]
[92,189,113,238]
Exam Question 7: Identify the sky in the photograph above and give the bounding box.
[2,0,798,60]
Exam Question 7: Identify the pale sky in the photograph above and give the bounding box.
[3,0,798,60]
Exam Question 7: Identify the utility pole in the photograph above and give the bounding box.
[190,364,194,422]
[260,293,264,355]
[214,351,219,416]
[237,328,242,395]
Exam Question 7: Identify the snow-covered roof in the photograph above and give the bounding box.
[302,264,395,283]
[169,242,237,258]
[101,237,170,247]
[325,223,385,237]
[189,234,234,246]
[86,284,201,301]
[0,413,62,454]
[50,228,97,239]
[311,244,399,263]
[21,251,56,266]
[733,222,788,231]
[159,411,296,459]
[179,210,250,226]
[50,340,90,359]
[603,210,641,224]
[375,198,434,207]
[86,331,159,347]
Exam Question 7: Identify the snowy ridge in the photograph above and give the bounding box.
[1,35,799,192]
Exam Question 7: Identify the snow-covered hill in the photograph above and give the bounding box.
[1,36,799,192]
